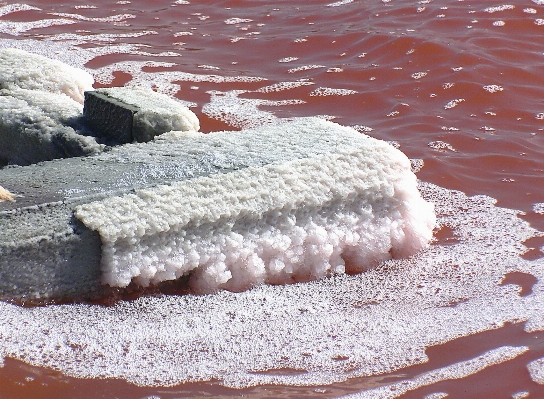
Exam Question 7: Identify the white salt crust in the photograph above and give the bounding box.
[0,49,104,165]
[75,120,435,291]
[0,87,104,165]
[0,48,93,104]
[0,183,543,390]
[96,86,200,134]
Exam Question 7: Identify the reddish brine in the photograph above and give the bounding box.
[1,1,544,398]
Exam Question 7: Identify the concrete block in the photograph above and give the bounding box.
[83,86,200,143]
[0,118,435,302]
[83,90,138,144]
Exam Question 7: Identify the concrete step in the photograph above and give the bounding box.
[0,117,434,302]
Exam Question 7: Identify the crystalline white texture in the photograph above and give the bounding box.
[0,87,103,165]
[75,119,435,291]
[0,48,104,165]
[96,86,200,134]
[0,48,93,103]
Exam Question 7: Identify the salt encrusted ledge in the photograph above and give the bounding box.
[0,118,435,301]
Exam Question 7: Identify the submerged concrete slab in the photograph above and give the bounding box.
[0,118,354,301]
[0,118,435,302]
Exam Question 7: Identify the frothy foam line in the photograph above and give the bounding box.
[528,357,544,384]
[48,12,136,23]
[0,3,40,17]
[0,18,76,36]
[342,346,529,399]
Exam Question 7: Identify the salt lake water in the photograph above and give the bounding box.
[1,0,544,398]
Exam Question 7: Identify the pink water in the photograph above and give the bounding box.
[1,0,544,398]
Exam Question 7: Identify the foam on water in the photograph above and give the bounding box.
[0,182,543,390]
[1,4,544,394]
[341,346,529,399]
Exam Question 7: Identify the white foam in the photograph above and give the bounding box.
[309,87,358,96]
[342,346,528,399]
[93,60,266,96]
[0,3,40,17]
[424,394,448,399]
[255,81,313,93]
[49,12,136,23]
[288,64,327,73]
[202,90,279,128]
[0,14,77,36]
[326,0,355,7]
[75,119,435,291]
[225,17,253,25]
[485,5,515,13]
[533,203,544,214]
[527,357,544,384]
[444,98,465,109]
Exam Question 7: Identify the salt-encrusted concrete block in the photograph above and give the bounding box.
[83,90,138,144]
[83,86,200,143]
[0,118,435,302]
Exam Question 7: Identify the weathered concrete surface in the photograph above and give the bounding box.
[0,118,368,301]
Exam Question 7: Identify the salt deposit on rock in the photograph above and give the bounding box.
[91,86,200,141]
[0,48,93,104]
[0,49,201,166]
[0,48,103,166]
[75,118,435,292]
[0,87,105,166]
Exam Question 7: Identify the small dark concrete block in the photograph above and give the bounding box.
[83,91,139,144]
